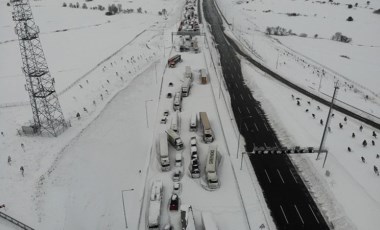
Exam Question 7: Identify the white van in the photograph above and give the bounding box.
[189,113,197,131]
[175,152,182,167]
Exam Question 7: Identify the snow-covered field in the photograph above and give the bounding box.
[208,0,380,229]
[216,0,380,120]
[1,0,380,229]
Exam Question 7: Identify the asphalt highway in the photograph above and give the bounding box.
[202,0,330,229]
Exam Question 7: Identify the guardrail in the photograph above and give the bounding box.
[0,211,35,230]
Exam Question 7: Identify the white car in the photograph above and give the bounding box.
[172,169,182,182]
[160,116,167,124]
[173,182,181,194]
[190,136,197,147]
[175,152,182,167]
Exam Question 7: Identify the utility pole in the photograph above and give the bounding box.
[276,51,280,69]
[236,116,253,159]
[144,99,153,128]
[154,62,157,84]
[318,75,323,92]
[121,188,134,229]
[316,82,339,167]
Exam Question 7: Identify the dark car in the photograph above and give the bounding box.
[169,194,179,211]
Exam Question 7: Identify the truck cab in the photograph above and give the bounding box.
[166,129,184,150]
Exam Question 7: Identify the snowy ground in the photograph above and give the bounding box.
[1,0,380,229]
[215,0,380,121]
[203,0,380,229]
[241,61,380,230]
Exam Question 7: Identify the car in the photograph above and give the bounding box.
[190,146,197,158]
[191,152,198,160]
[167,93,172,98]
[163,224,173,230]
[164,110,169,116]
[172,169,182,182]
[190,167,200,178]
[161,116,167,124]
[169,194,179,211]
[175,152,182,167]
[191,158,199,168]
[190,136,197,147]
[173,182,181,194]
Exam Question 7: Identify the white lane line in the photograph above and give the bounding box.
[294,205,304,224]
[277,169,285,183]
[308,204,320,224]
[289,169,298,184]
[264,142,267,148]
[264,169,271,183]
[240,94,244,100]
[280,205,289,224]
[238,107,241,114]
[254,123,259,131]
[244,122,249,131]
[235,82,239,89]
[264,122,269,131]
[246,107,251,114]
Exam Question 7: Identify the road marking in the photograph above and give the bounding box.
[235,82,239,89]
[231,94,235,100]
[264,169,271,183]
[280,205,289,224]
[254,123,259,131]
[246,107,250,114]
[255,107,260,114]
[244,122,249,131]
[277,169,285,183]
[294,205,304,224]
[289,169,298,183]
[308,204,320,223]
[263,142,267,148]
[240,94,244,100]
[238,107,241,114]
[264,122,269,131]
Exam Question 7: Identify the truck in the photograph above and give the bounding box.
[184,66,192,81]
[173,92,182,111]
[199,112,214,143]
[148,180,163,229]
[205,145,219,189]
[181,78,192,97]
[171,110,180,132]
[200,69,208,84]
[168,54,182,68]
[166,129,184,150]
[202,212,219,230]
[159,133,170,171]
[189,113,197,131]
[180,204,196,230]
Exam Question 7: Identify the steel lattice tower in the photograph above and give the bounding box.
[11,0,67,136]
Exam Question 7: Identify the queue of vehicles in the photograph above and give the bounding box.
[148,1,221,227]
